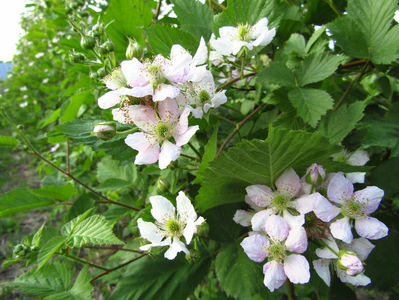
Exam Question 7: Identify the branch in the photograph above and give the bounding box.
[62,253,109,271]
[216,72,256,92]
[337,59,369,70]
[83,245,146,254]
[285,280,296,300]
[216,104,265,158]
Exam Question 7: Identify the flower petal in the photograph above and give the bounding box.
[294,193,341,222]
[265,214,289,242]
[313,259,331,286]
[246,185,274,207]
[121,58,147,87]
[251,209,273,232]
[336,268,371,286]
[275,168,301,198]
[174,125,199,147]
[353,186,384,214]
[164,238,189,260]
[285,226,308,254]
[241,234,269,262]
[149,195,175,224]
[345,238,375,260]
[355,216,388,240]
[282,209,305,229]
[348,149,369,166]
[128,105,158,132]
[158,98,180,123]
[330,217,353,243]
[263,261,287,292]
[125,132,159,165]
[98,90,122,109]
[137,218,164,244]
[153,84,180,102]
[327,173,353,204]
[315,236,339,259]
[233,209,253,227]
[159,141,181,169]
[346,172,366,184]
[192,36,208,66]
[210,90,227,109]
[284,254,310,284]
[176,191,197,223]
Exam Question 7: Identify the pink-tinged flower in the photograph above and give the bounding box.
[137,192,204,260]
[233,193,265,227]
[327,173,388,243]
[240,215,310,292]
[210,17,276,56]
[313,236,373,286]
[301,163,326,194]
[124,99,199,169]
[331,149,370,184]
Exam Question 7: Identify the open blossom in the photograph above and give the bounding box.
[241,215,310,291]
[313,236,374,286]
[210,17,276,56]
[137,192,204,260]
[327,173,388,243]
[124,98,199,169]
[331,149,370,183]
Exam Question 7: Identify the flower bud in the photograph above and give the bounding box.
[305,163,326,185]
[99,41,114,55]
[69,52,85,63]
[91,122,116,140]
[80,35,95,49]
[13,244,28,258]
[91,23,104,38]
[337,250,364,276]
[156,178,170,193]
[97,67,108,78]
[126,38,144,60]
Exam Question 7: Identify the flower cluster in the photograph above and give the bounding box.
[234,165,388,292]
[137,191,204,260]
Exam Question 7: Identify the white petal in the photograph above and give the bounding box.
[170,44,192,70]
[137,218,164,244]
[153,84,180,101]
[176,191,197,223]
[355,216,388,240]
[263,261,287,292]
[233,209,254,227]
[284,254,310,284]
[353,186,384,214]
[164,238,189,260]
[251,209,273,232]
[275,168,301,198]
[282,210,305,229]
[129,84,153,98]
[158,141,181,169]
[246,185,274,207]
[192,37,208,66]
[346,172,366,184]
[128,105,158,132]
[285,226,308,254]
[210,90,227,108]
[121,58,147,87]
[174,125,199,147]
[336,268,371,286]
[158,98,180,123]
[294,193,341,222]
[315,236,339,259]
[330,217,353,243]
[240,234,269,262]
[149,195,175,224]
[98,90,122,109]
[252,28,276,47]
[327,173,353,204]
[347,150,369,166]
[210,34,234,56]
[345,238,375,260]
[313,259,331,286]
[125,133,160,165]
[251,18,269,38]
[265,214,289,242]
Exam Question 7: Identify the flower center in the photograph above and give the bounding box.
[199,90,210,103]
[155,122,170,140]
[238,25,250,41]
[272,194,290,213]
[268,242,286,263]
[166,218,181,235]
[342,200,363,218]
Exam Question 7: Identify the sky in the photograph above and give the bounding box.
[0,0,26,62]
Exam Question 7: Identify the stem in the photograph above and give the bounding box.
[323,0,341,16]
[211,113,236,125]
[153,0,162,22]
[337,59,368,70]
[1,110,140,212]
[181,153,199,161]
[285,280,296,300]
[90,254,147,283]
[216,72,256,92]
[61,253,109,271]
[83,245,146,254]
[116,127,139,135]
[216,104,265,158]
[333,62,369,111]
[187,142,201,159]
[66,139,71,175]
[318,239,340,257]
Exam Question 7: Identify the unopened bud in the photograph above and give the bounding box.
[69,52,85,63]
[13,244,28,258]
[156,178,170,193]
[337,250,364,276]
[305,163,326,185]
[91,23,104,38]
[91,122,116,140]
[99,41,114,55]
[97,67,108,78]
[126,38,144,60]
[80,35,95,49]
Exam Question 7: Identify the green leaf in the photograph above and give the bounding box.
[171,0,213,40]
[60,90,93,123]
[196,127,340,212]
[283,33,306,57]
[37,236,66,270]
[305,25,326,53]
[215,243,270,300]
[288,88,334,127]
[194,125,219,183]
[146,25,198,57]
[110,255,211,300]
[369,157,399,198]
[0,135,19,147]
[318,101,366,144]
[96,155,137,184]
[30,184,76,202]
[296,53,342,86]
[61,214,123,247]
[0,188,56,218]
[32,224,46,248]
[39,108,61,129]
[257,61,296,87]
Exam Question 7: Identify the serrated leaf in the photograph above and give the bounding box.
[318,101,366,144]
[257,61,296,87]
[215,243,270,299]
[196,127,340,212]
[0,135,19,147]
[296,52,342,86]
[305,25,326,53]
[96,155,137,184]
[171,0,213,40]
[288,88,334,127]
[32,224,46,248]
[62,214,123,247]
[37,236,66,269]
[284,33,306,57]
[194,125,219,183]
[30,184,76,202]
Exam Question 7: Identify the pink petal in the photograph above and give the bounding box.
[121,58,147,87]
[313,259,331,286]
[233,210,253,227]
[265,215,289,242]
[125,132,160,165]
[158,98,180,123]
[263,261,287,292]
[176,107,190,135]
[355,216,388,240]
[282,210,305,228]
[159,141,181,169]
[251,209,273,232]
[129,84,153,98]
[174,125,199,147]
[98,90,122,109]
[275,168,301,198]
[245,185,274,207]
[153,84,180,102]
[284,254,310,284]
[240,234,269,262]
[327,173,353,204]
[353,186,384,214]
[295,193,341,222]
[128,105,158,132]
[330,217,353,243]
[285,226,308,254]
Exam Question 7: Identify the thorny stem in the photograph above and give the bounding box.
[83,245,146,254]
[216,72,256,92]
[333,61,370,111]
[285,280,296,300]
[90,254,147,283]
[61,253,109,271]
[1,110,140,212]
[187,141,202,159]
[216,104,265,158]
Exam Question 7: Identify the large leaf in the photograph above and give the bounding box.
[196,127,340,212]
[30,184,76,202]
[110,255,211,300]
[215,243,270,300]
[194,125,218,183]
[60,90,93,123]
[37,236,66,269]
[288,88,334,128]
[0,135,19,147]
[97,155,137,183]
[171,0,213,40]
[61,214,123,247]
[257,61,296,88]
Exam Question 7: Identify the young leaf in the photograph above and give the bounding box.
[257,61,296,87]
[0,135,19,147]
[37,236,66,269]
[288,88,334,127]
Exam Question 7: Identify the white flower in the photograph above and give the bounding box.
[331,149,370,183]
[137,192,204,260]
[210,17,276,56]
